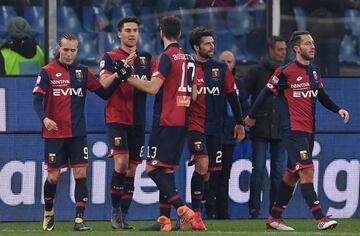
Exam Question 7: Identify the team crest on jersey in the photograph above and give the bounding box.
[114,137,122,146]
[48,153,56,163]
[139,56,147,66]
[313,71,318,81]
[75,70,83,81]
[194,141,203,151]
[212,68,220,80]
[300,150,308,160]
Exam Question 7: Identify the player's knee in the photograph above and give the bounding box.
[126,163,138,176]
[47,172,60,184]
[73,167,87,179]
[298,167,314,183]
[195,163,208,175]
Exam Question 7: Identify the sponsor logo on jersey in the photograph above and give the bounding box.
[48,153,56,163]
[271,76,279,84]
[139,56,147,66]
[75,70,83,81]
[196,86,220,96]
[212,68,220,79]
[134,74,148,81]
[293,90,318,98]
[53,88,83,97]
[194,141,202,151]
[176,96,191,107]
[296,76,303,81]
[50,80,70,85]
[300,150,308,160]
[114,137,122,146]
[290,82,310,89]
[55,73,62,77]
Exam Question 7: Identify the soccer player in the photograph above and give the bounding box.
[125,15,195,231]
[98,16,155,230]
[186,27,245,230]
[33,33,132,231]
[244,30,350,231]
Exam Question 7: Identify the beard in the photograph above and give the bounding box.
[199,50,213,59]
[300,51,314,61]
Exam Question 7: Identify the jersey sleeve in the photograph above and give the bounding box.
[99,53,115,77]
[152,54,172,81]
[87,69,103,91]
[266,69,288,93]
[32,68,49,95]
[224,67,236,93]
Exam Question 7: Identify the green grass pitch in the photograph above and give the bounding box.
[1,219,359,235]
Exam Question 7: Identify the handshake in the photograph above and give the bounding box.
[112,60,132,81]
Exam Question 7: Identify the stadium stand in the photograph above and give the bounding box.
[24,6,44,33]
[57,6,83,32]
[0,5,17,32]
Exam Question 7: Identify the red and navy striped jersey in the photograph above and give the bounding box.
[33,60,102,138]
[266,60,324,133]
[100,48,155,125]
[189,59,236,135]
[152,43,195,127]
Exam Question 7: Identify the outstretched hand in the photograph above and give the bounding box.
[338,109,349,124]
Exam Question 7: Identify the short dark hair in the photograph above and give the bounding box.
[58,33,79,47]
[159,15,181,40]
[117,16,141,32]
[189,27,214,52]
[267,36,286,49]
[289,30,310,49]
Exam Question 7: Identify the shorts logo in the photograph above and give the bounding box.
[295,164,300,170]
[75,69,83,81]
[114,137,122,146]
[212,68,220,80]
[139,56,147,66]
[151,160,158,165]
[300,150,308,160]
[194,141,202,151]
[48,153,56,163]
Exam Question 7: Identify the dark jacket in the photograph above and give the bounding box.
[244,55,282,140]
[222,73,250,145]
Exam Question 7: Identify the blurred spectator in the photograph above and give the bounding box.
[292,0,359,76]
[1,0,42,16]
[0,17,44,75]
[203,50,249,219]
[244,36,286,219]
[131,0,172,16]
[196,0,236,8]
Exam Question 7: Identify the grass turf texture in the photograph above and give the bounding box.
[0,219,359,235]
